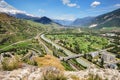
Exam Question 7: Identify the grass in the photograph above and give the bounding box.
[70,75,79,80]
[87,74,102,80]
[61,61,74,71]
[42,72,67,80]
[34,55,65,71]
[41,66,67,80]
[0,39,46,55]
[0,40,31,53]
[1,55,22,71]
[46,33,109,54]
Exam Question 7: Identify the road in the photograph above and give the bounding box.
[0,39,32,51]
[35,33,53,55]
[41,34,96,68]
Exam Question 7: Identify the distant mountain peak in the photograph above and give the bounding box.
[0,0,35,18]
[34,16,53,24]
[0,0,21,13]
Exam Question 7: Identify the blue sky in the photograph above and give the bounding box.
[5,0,120,20]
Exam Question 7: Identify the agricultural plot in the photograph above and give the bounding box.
[46,33,109,54]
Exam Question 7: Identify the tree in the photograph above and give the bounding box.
[101,58,104,68]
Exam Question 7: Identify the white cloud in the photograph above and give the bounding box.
[62,0,70,5]
[61,0,80,8]
[67,3,77,7]
[114,4,120,7]
[38,9,45,13]
[91,1,101,7]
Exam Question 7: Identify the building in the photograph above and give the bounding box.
[90,52,99,58]
[101,52,116,63]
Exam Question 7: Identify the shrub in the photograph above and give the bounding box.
[70,75,79,80]
[87,74,102,80]
[1,56,22,71]
[41,67,67,80]
[34,55,65,71]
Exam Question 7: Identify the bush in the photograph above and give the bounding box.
[34,55,65,71]
[70,75,79,80]
[41,67,67,80]
[1,56,22,71]
[87,74,102,80]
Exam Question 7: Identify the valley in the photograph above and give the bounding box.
[0,0,120,79]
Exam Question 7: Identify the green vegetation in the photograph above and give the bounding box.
[0,13,60,51]
[70,75,79,80]
[46,33,109,54]
[61,61,74,71]
[87,74,102,80]
[0,39,46,55]
[1,55,22,71]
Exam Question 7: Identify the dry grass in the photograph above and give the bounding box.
[34,55,65,71]
[1,55,22,71]
[70,75,80,80]
[41,66,67,80]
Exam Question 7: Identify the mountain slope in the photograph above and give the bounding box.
[34,16,53,24]
[89,8,120,28]
[0,13,46,45]
[72,17,95,27]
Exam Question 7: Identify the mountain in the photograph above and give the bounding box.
[53,19,73,26]
[0,13,61,52]
[89,8,120,28]
[0,13,47,45]
[71,17,95,27]
[0,0,59,25]
[0,0,36,19]
[34,16,53,24]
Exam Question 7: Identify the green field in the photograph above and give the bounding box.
[46,33,109,54]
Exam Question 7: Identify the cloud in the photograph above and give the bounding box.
[62,0,70,5]
[38,9,45,13]
[67,3,77,7]
[91,1,101,7]
[114,4,120,7]
[61,0,80,8]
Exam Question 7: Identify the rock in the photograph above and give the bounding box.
[0,65,120,80]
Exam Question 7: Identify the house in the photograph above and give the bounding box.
[104,63,118,69]
[90,52,99,58]
[106,33,117,37]
[101,52,116,63]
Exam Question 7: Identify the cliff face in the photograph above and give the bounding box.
[0,64,119,80]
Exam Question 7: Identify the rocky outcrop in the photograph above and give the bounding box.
[0,64,120,80]
[65,68,120,80]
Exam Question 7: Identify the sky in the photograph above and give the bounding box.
[5,0,120,20]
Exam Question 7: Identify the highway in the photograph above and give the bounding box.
[41,34,96,68]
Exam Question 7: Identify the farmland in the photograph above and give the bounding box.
[46,33,109,54]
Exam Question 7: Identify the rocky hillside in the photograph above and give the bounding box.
[0,65,119,80]
[0,13,44,45]
[0,51,119,80]
[89,8,120,28]
[72,17,95,27]
[0,13,60,46]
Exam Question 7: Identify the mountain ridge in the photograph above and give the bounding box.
[89,8,120,28]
